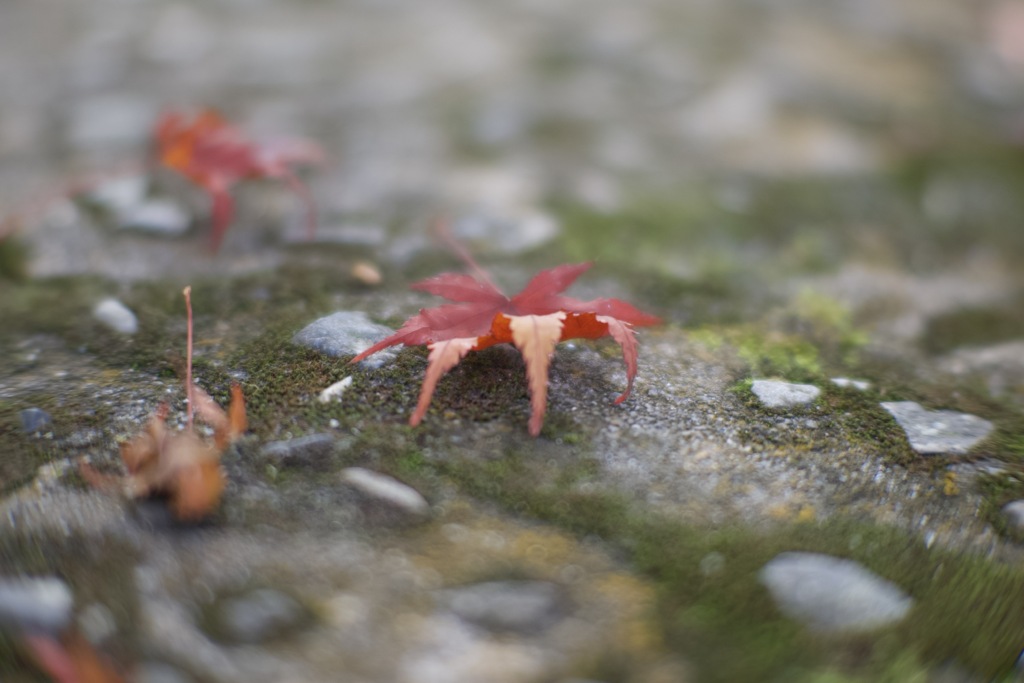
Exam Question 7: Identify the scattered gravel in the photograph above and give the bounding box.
[880,402,994,455]
[759,552,913,633]
[750,380,821,408]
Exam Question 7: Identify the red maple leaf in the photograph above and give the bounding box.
[155,109,324,252]
[352,248,659,436]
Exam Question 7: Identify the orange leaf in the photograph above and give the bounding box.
[508,313,566,436]
[89,387,243,520]
[226,384,248,444]
[410,337,477,426]
[596,315,639,404]
[24,631,125,683]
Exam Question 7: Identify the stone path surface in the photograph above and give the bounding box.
[2,0,1024,681]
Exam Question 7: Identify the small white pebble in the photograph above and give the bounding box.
[318,376,353,404]
[831,377,871,391]
[341,467,430,516]
[92,298,138,335]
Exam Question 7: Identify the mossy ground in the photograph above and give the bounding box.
[3,161,1024,679]
[0,235,30,282]
[376,436,1024,682]
[0,530,139,679]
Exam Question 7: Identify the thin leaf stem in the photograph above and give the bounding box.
[434,217,503,293]
[183,286,194,431]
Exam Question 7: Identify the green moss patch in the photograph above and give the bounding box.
[0,234,29,282]
[977,470,1024,542]
[0,394,113,495]
[920,296,1024,356]
[434,451,1024,682]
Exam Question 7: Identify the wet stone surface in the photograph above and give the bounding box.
[2,0,1024,681]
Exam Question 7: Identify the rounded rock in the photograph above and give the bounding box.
[440,580,567,634]
[341,467,430,517]
[1001,500,1024,534]
[880,402,994,455]
[0,576,73,634]
[292,311,396,368]
[751,380,820,408]
[93,298,139,335]
[20,407,53,434]
[213,588,306,645]
[759,552,912,633]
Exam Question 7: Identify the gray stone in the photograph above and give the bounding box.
[830,377,871,391]
[136,662,197,683]
[119,200,191,236]
[20,407,52,434]
[77,602,116,642]
[87,175,147,216]
[1002,500,1024,534]
[292,311,397,368]
[880,402,994,455]
[440,581,566,634]
[93,298,139,335]
[260,433,336,468]
[751,380,820,408]
[214,588,306,645]
[341,468,430,517]
[760,552,913,633]
[0,576,73,634]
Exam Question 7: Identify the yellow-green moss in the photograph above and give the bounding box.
[434,450,1024,681]
[0,234,29,282]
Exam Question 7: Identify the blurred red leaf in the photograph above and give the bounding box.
[155,109,324,252]
[23,631,125,683]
